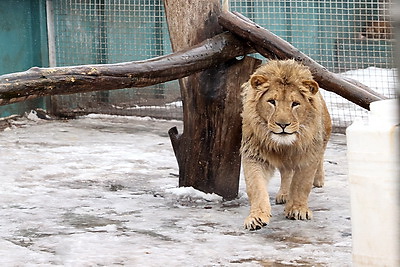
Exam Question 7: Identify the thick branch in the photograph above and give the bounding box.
[0,32,250,106]
[219,11,386,110]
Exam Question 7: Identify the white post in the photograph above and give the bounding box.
[46,0,57,67]
[346,99,399,267]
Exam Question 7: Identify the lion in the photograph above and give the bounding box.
[241,59,332,230]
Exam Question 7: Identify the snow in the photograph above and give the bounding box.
[166,187,223,202]
[0,115,351,266]
[111,100,183,111]
[26,110,43,122]
[321,67,397,127]
[340,67,397,95]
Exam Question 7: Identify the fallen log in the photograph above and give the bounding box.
[0,32,250,106]
[219,11,387,110]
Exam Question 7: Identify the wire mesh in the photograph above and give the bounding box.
[49,0,397,130]
[50,0,181,119]
[230,0,396,130]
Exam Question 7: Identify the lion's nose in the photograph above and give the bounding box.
[276,122,291,130]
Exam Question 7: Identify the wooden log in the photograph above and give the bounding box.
[219,11,387,110]
[0,32,250,106]
[164,0,261,200]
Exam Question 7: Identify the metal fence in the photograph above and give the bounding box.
[48,0,181,119]
[48,0,397,129]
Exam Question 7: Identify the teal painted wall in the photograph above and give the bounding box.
[0,0,48,117]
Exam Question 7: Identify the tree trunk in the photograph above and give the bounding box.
[0,32,250,106]
[218,11,387,110]
[164,0,260,200]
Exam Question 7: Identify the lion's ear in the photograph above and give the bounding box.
[250,75,268,89]
[303,80,319,95]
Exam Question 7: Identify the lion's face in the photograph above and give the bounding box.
[250,74,319,146]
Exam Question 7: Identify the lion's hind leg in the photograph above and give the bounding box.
[314,127,330,188]
[313,159,325,188]
[276,168,293,204]
[243,158,273,230]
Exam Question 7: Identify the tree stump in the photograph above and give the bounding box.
[164,0,260,200]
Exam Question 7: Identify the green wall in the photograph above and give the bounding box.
[0,0,48,117]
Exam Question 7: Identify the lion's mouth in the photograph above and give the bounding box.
[273,131,296,135]
[270,132,297,145]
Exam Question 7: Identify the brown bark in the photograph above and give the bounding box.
[0,32,250,106]
[164,0,260,200]
[219,11,387,110]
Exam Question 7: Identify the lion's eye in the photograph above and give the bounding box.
[267,99,276,106]
[292,101,300,107]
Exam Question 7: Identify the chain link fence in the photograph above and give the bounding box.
[48,0,397,129]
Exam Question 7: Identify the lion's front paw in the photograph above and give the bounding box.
[285,204,313,220]
[244,211,271,231]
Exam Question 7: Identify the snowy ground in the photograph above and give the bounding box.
[0,115,351,266]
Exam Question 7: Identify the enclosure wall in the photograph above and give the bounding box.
[0,0,49,117]
[48,0,397,129]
